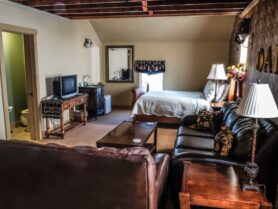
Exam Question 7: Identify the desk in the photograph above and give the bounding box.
[42,94,88,139]
[179,162,272,209]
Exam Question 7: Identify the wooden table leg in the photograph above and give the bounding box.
[83,102,87,125]
[61,114,64,139]
[154,126,158,152]
[46,117,50,138]
[179,193,191,209]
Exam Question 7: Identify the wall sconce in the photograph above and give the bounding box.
[235,18,251,48]
[84,38,93,48]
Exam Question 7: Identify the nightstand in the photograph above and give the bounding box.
[210,101,224,111]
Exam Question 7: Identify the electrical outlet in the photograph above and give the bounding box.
[8,106,13,112]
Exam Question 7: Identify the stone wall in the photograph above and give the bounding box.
[229,0,278,106]
[229,0,278,207]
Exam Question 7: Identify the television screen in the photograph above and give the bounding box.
[53,75,78,99]
[61,75,78,98]
[62,76,77,95]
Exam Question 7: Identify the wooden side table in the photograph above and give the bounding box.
[42,94,88,139]
[179,162,272,209]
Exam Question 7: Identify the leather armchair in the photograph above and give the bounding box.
[0,140,170,209]
[170,101,278,208]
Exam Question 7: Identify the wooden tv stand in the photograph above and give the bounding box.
[42,94,88,139]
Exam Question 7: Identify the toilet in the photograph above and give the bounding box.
[20,109,30,132]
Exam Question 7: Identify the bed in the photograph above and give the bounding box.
[131,79,236,125]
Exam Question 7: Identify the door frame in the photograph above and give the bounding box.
[0,23,41,140]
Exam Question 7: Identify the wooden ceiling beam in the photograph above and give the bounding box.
[239,0,259,18]
[20,0,251,7]
[60,8,243,16]
[40,3,249,13]
[66,10,240,19]
[141,0,148,12]
[52,6,246,15]
[35,2,142,11]
[10,0,251,19]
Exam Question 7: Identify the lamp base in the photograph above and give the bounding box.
[241,179,261,192]
[241,161,260,192]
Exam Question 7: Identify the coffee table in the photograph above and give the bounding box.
[179,162,272,209]
[96,121,158,152]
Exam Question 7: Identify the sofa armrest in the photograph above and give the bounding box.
[153,153,170,203]
[181,114,198,126]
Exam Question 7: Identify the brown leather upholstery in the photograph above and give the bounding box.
[0,140,170,209]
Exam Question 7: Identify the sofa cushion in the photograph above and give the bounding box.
[214,125,234,156]
[175,135,214,151]
[177,126,215,138]
[229,117,253,161]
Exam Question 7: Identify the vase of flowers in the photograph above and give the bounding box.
[227,64,247,98]
[227,63,247,82]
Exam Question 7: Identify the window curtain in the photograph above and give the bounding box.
[134,60,165,75]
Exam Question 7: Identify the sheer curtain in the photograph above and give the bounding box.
[140,73,163,91]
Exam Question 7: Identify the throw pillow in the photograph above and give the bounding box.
[195,110,223,133]
[214,125,234,156]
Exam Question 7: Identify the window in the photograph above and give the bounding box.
[140,73,163,91]
[239,36,249,64]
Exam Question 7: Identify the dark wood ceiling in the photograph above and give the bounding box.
[11,0,252,19]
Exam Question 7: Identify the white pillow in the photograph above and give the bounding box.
[203,80,216,101]
[216,83,230,101]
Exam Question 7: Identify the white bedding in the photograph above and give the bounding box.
[131,90,211,119]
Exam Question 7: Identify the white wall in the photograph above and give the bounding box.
[0,0,102,139]
[102,42,230,106]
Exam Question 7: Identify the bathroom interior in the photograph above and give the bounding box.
[2,31,31,140]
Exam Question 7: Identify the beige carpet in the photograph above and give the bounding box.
[35,109,178,153]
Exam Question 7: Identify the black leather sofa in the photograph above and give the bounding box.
[170,101,278,208]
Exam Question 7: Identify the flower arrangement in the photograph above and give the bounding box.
[227,63,247,82]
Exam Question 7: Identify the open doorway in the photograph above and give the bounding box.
[2,32,30,140]
[0,25,41,141]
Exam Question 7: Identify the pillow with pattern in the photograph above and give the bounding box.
[214,125,234,156]
[190,110,222,133]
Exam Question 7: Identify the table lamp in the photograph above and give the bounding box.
[207,64,227,101]
[236,83,278,191]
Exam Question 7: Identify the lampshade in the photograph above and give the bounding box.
[207,64,227,80]
[237,83,278,118]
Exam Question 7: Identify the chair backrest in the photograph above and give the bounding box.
[0,141,157,209]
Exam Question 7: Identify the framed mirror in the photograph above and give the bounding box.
[106,45,134,83]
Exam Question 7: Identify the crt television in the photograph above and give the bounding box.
[53,75,78,99]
